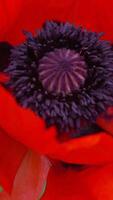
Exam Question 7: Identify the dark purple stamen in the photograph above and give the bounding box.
[4,20,113,134]
[38,48,87,94]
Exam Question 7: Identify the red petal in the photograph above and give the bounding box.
[0,128,27,192]
[42,162,113,200]
[0,86,113,165]
[0,191,9,200]
[0,0,24,41]
[0,151,50,200]
[0,0,113,44]
[0,86,58,154]
[11,152,50,200]
[97,107,113,136]
[0,73,9,83]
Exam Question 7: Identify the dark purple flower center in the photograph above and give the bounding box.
[4,21,113,134]
[38,48,87,94]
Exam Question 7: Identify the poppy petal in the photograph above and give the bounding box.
[0,151,50,200]
[0,191,9,200]
[0,0,24,41]
[97,107,113,136]
[11,152,50,200]
[1,0,113,44]
[0,128,27,192]
[0,86,58,154]
[0,73,9,83]
[0,86,113,165]
[42,162,113,200]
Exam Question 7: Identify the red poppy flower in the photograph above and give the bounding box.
[1,0,113,199]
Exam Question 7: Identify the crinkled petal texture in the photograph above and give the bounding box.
[42,163,113,200]
[0,0,113,43]
[0,151,50,200]
[1,86,113,166]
